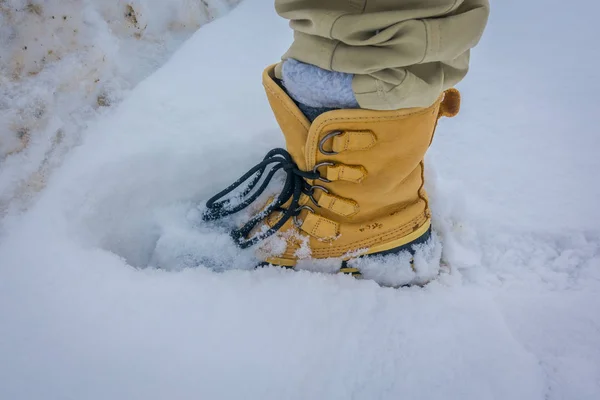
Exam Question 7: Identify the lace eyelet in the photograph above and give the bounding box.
[318,131,343,155]
[313,162,335,183]
[293,205,315,227]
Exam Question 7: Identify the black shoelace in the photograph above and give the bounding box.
[202,148,320,249]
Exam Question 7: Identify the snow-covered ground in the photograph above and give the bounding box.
[1,0,599,399]
[0,0,238,215]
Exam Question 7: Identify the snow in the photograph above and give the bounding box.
[0,0,239,214]
[1,0,599,399]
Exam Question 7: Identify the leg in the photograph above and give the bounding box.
[275,0,490,109]
[204,1,488,286]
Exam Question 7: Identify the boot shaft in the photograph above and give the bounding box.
[263,66,460,230]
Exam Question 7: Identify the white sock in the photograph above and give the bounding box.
[281,59,359,109]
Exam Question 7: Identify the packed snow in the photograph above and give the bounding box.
[1,0,599,399]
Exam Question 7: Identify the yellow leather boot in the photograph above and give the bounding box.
[203,65,460,281]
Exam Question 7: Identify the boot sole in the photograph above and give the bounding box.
[256,226,433,280]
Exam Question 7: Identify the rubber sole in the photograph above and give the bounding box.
[256,226,432,279]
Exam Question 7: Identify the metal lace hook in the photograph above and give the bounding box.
[318,131,343,155]
[313,162,335,183]
[307,185,329,207]
[293,205,315,227]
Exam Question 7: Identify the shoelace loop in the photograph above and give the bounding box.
[202,148,321,249]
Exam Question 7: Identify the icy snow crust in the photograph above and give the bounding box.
[1,0,600,399]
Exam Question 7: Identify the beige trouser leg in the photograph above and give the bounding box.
[274,0,490,110]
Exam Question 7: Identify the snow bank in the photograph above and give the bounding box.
[0,0,239,216]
